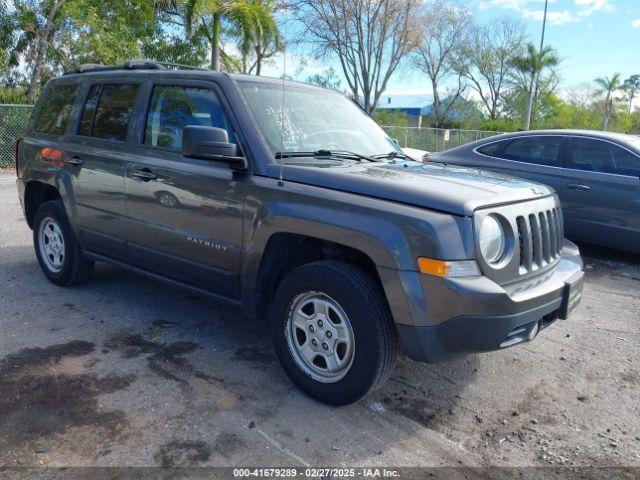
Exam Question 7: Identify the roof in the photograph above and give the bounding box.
[491,129,639,143]
[59,62,329,92]
[51,66,342,95]
[375,93,483,120]
[377,93,434,110]
[447,129,640,154]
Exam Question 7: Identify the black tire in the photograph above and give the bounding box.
[269,260,396,405]
[33,200,94,286]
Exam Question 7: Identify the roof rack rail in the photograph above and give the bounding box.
[157,62,208,71]
[64,60,166,75]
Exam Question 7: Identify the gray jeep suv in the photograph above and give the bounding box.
[15,62,584,405]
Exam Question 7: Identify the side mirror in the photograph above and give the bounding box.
[182,125,247,170]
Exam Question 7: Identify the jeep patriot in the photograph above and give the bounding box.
[15,61,584,405]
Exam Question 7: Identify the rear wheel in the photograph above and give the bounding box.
[33,200,94,286]
[270,261,396,405]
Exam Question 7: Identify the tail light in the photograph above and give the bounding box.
[39,147,65,167]
[15,138,22,177]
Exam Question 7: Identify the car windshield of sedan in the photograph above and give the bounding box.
[237,80,401,161]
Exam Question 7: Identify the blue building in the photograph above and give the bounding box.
[376,93,482,127]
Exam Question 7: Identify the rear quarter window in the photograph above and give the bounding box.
[33,83,78,135]
[477,140,507,156]
[77,83,140,142]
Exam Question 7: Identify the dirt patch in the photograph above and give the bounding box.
[0,340,94,371]
[212,432,246,458]
[154,440,211,468]
[0,340,134,455]
[381,393,437,428]
[104,334,221,384]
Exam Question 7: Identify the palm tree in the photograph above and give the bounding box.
[622,74,640,115]
[594,73,622,131]
[183,0,278,71]
[512,43,559,130]
[238,0,280,75]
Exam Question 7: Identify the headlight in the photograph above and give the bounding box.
[479,215,505,264]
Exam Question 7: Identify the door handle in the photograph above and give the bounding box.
[132,169,158,181]
[566,183,591,191]
[67,155,84,167]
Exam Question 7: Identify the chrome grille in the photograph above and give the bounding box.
[516,207,563,273]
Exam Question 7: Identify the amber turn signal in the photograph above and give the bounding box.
[417,258,480,277]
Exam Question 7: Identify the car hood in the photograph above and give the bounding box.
[267,159,553,216]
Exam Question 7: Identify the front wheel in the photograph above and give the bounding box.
[33,200,94,286]
[270,261,396,405]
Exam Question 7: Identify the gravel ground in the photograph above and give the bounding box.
[1,173,639,470]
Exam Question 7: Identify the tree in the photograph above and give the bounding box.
[142,28,209,68]
[23,0,64,103]
[460,17,526,119]
[305,67,343,91]
[413,0,473,126]
[182,0,278,71]
[62,0,158,66]
[0,6,17,80]
[511,43,559,130]
[238,0,281,75]
[622,74,640,114]
[294,0,420,113]
[502,66,560,128]
[594,73,622,130]
[3,0,166,100]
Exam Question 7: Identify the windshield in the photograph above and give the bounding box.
[237,80,400,160]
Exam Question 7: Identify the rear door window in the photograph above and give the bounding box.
[568,137,640,177]
[498,136,564,167]
[77,83,140,142]
[33,83,78,135]
[143,85,233,151]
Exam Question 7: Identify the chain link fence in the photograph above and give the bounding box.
[0,104,33,169]
[382,126,504,153]
[0,104,504,168]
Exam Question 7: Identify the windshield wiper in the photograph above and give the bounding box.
[372,151,413,160]
[275,149,379,162]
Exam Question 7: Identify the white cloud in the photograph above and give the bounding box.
[632,18,640,28]
[479,0,554,11]
[574,0,615,17]
[479,0,614,24]
[523,9,579,26]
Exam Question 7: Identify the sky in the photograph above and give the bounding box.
[263,0,640,98]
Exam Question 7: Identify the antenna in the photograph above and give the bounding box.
[278,3,288,187]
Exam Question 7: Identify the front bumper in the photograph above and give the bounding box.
[397,240,584,363]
